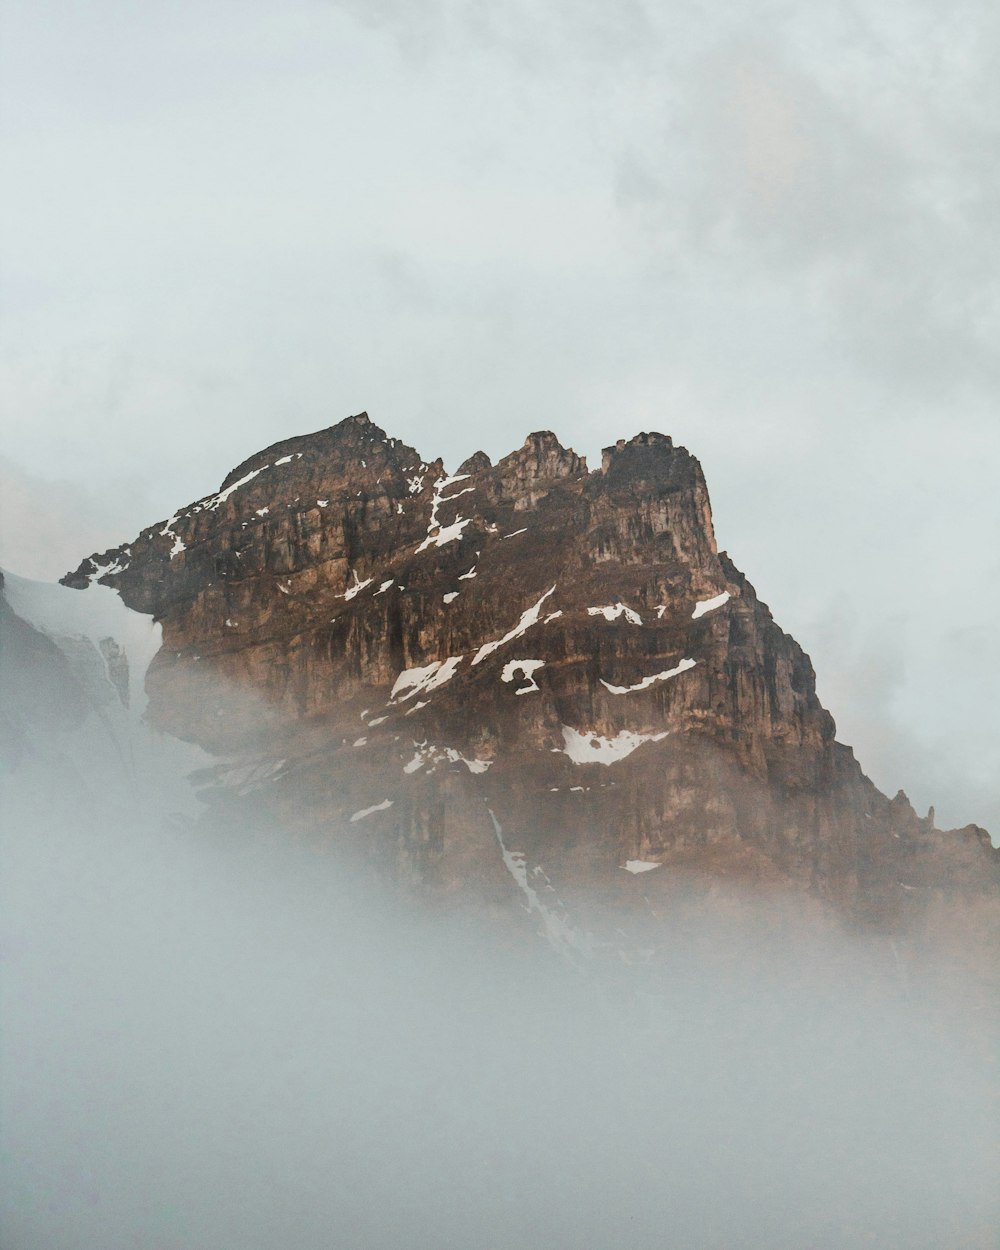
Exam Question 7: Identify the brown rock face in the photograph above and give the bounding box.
[63,413,998,934]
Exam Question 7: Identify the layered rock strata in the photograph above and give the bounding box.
[63,413,997,935]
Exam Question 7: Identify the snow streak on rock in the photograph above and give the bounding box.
[342,571,375,601]
[389,656,463,704]
[488,809,592,962]
[158,520,187,558]
[416,519,471,552]
[600,658,697,694]
[472,587,557,666]
[692,591,731,619]
[206,451,304,511]
[415,475,474,553]
[349,799,393,822]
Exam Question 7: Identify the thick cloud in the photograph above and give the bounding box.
[3,748,998,1250]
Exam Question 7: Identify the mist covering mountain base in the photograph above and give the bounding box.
[2,414,999,1247]
[3,738,998,1250]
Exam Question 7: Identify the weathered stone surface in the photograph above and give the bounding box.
[62,413,998,943]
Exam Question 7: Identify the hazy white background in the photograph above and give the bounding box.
[1,0,997,833]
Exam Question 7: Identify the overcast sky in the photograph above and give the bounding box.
[1,0,997,835]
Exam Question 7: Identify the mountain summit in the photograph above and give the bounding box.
[62,413,996,937]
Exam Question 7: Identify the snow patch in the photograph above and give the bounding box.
[3,572,162,712]
[349,799,393,822]
[416,517,471,553]
[403,741,492,776]
[436,473,471,491]
[501,659,545,695]
[342,571,374,601]
[692,591,732,619]
[600,657,697,694]
[588,602,642,624]
[462,757,491,775]
[415,475,474,553]
[559,725,668,766]
[158,518,187,558]
[443,592,459,604]
[624,860,662,874]
[374,580,394,595]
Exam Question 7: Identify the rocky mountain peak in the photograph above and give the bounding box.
[601,429,673,472]
[58,411,996,936]
[456,450,492,476]
[492,430,587,510]
[218,410,416,492]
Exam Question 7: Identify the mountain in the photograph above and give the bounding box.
[5,412,999,1248]
[56,411,996,950]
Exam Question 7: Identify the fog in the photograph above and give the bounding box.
[2,5,997,1236]
[3,742,998,1245]
[2,570,998,1248]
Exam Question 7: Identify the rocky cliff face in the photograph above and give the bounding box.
[63,413,997,937]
